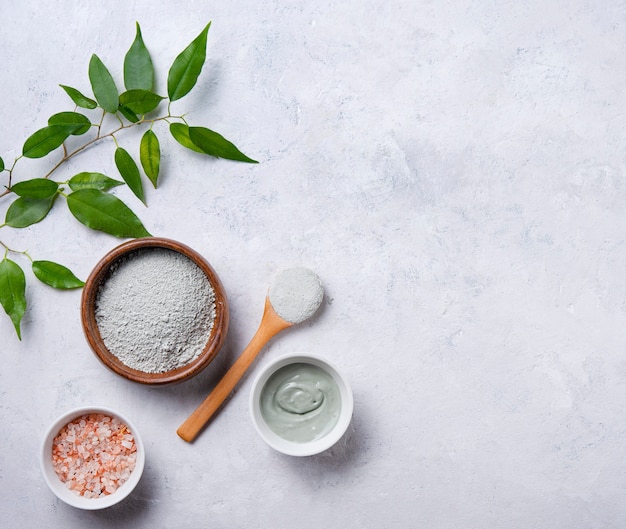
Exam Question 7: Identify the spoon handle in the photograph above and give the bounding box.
[177,299,291,442]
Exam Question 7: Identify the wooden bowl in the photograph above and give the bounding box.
[81,237,229,385]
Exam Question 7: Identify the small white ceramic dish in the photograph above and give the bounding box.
[250,353,353,456]
[40,406,145,510]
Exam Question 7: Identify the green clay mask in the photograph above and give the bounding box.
[259,362,341,443]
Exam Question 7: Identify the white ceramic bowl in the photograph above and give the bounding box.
[40,406,145,510]
[250,353,353,456]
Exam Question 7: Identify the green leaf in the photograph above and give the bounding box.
[32,260,84,289]
[5,196,56,228]
[118,105,140,123]
[169,122,204,153]
[11,178,59,199]
[0,157,4,172]
[119,89,165,115]
[59,84,98,109]
[114,147,145,204]
[68,172,123,192]
[140,130,160,188]
[124,22,154,91]
[66,189,151,238]
[188,126,258,163]
[0,258,26,340]
[167,22,211,102]
[22,125,73,159]
[88,54,119,113]
[48,111,91,136]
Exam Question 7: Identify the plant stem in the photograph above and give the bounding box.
[0,158,21,199]
[42,113,180,180]
[0,241,30,260]
[0,112,184,198]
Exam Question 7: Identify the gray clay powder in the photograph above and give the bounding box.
[95,248,216,373]
[269,267,324,324]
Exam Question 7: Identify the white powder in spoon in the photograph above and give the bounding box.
[269,267,324,324]
[94,248,216,373]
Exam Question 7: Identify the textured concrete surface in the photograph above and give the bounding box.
[2,1,626,527]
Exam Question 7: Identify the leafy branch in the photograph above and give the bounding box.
[0,21,257,339]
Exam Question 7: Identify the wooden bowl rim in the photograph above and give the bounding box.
[80,237,229,385]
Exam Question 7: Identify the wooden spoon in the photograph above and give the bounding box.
[176,297,293,442]
[177,267,323,442]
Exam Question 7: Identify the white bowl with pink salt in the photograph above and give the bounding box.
[40,406,145,509]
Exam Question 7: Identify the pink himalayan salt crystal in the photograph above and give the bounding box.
[51,413,137,498]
